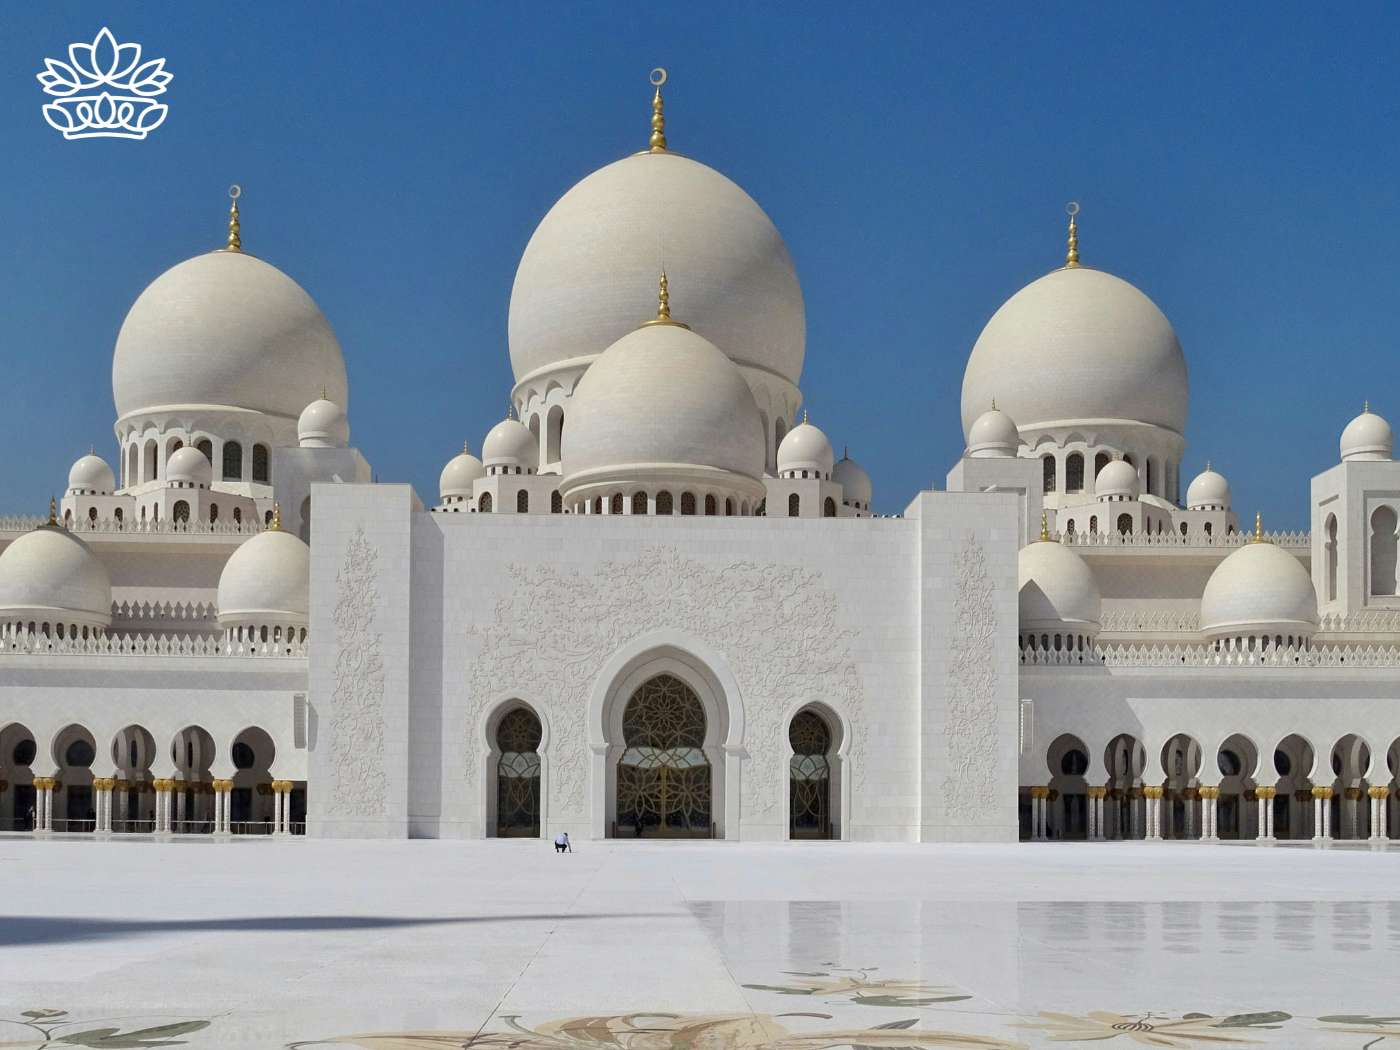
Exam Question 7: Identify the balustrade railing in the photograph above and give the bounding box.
[0,631,306,658]
[1061,529,1309,549]
[1022,642,1400,668]
[0,515,262,536]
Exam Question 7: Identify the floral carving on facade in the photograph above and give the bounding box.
[465,546,865,822]
[327,526,387,817]
[942,534,1000,822]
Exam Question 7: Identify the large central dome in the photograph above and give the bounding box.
[508,151,805,387]
[113,250,348,422]
[960,266,1188,439]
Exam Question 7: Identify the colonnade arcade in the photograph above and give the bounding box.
[1025,730,1400,843]
[0,721,303,835]
[479,648,846,841]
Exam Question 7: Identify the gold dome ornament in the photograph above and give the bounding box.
[1039,510,1051,542]
[269,502,282,531]
[640,270,689,329]
[648,68,668,153]
[1064,202,1080,268]
[225,185,242,252]
[1250,512,1267,544]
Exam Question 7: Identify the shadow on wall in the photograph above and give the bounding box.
[0,911,672,947]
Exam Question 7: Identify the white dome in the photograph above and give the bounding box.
[165,446,213,487]
[298,397,349,448]
[1018,538,1101,633]
[833,452,872,508]
[482,419,538,472]
[509,152,804,386]
[1186,465,1230,510]
[1200,539,1319,640]
[1340,406,1392,462]
[562,322,764,487]
[1096,459,1140,499]
[966,406,1020,458]
[113,250,348,422]
[216,528,310,627]
[777,419,834,477]
[68,454,115,494]
[961,266,1188,439]
[440,444,485,499]
[0,525,112,627]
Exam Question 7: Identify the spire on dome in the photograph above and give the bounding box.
[1039,510,1051,542]
[47,496,58,527]
[1064,201,1080,268]
[803,409,809,425]
[641,270,689,329]
[1250,512,1267,544]
[226,185,242,252]
[270,502,282,532]
[648,68,668,153]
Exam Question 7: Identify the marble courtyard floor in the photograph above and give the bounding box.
[1,839,1398,1048]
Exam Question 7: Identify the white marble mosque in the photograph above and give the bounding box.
[2,71,1399,846]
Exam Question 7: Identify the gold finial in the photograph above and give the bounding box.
[1364,400,1371,414]
[225,185,242,251]
[270,502,281,531]
[1064,201,1080,268]
[1250,512,1266,543]
[641,270,689,328]
[803,409,809,425]
[462,440,472,454]
[648,68,668,153]
[47,496,58,526]
[1039,510,1051,542]
[1205,459,1212,471]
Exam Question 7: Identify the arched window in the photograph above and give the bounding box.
[263,509,272,526]
[592,496,603,515]
[725,498,733,516]
[1042,455,1057,493]
[87,506,97,524]
[516,490,529,513]
[1204,521,1213,537]
[546,406,564,465]
[788,493,800,517]
[1094,452,1110,487]
[551,490,562,514]
[232,507,242,525]
[126,444,138,487]
[789,709,833,839]
[63,509,72,527]
[495,707,542,837]
[222,441,243,481]
[1145,458,1155,495]
[1179,521,1188,537]
[1065,518,1075,537]
[1066,453,1084,493]
[1089,515,1097,534]
[173,501,190,523]
[680,492,696,516]
[1370,505,1397,596]
[113,507,122,525]
[823,497,836,518]
[632,491,647,516]
[704,494,717,516]
[655,491,673,515]
[1326,514,1338,602]
[209,503,219,524]
[479,492,493,513]
[144,440,158,482]
[252,444,270,483]
[195,439,213,464]
[1117,513,1133,535]
[611,493,624,515]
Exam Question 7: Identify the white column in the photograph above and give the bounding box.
[1371,791,1385,841]
[1313,794,1325,842]
[1145,791,1162,841]
[43,783,55,832]
[1321,794,1332,839]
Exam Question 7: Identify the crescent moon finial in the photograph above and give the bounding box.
[650,67,668,87]
[647,68,668,152]
[1064,201,1080,268]
[226,185,242,251]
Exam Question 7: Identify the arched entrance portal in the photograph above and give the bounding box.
[789,709,833,839]
[615,674,712,838]
[495,707,542,837]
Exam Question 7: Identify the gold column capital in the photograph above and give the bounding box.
[271,780,294,793]
[1255,786,1277,800]
[1028,786,1049,800]
[1198,785,1220,800]
[152,778,174,792]
[1086,786,1107,799]
[212,779,234,792]
[91,777,115,791]
[1310,786,1333,801]
[1369,785,1392,800]
[1143,786,1164,800]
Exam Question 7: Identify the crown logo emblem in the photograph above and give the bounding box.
[36,27,173,140]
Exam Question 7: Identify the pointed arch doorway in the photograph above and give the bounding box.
[614,673,713,838]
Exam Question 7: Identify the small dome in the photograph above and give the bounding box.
[216,527,310,627]
[562,321,764,489]
[1186,465,1230,510]
[966,406,1020,458]
[68,454,115,494]
[1096,459,1139,499]
[298,397,349,448]
[1018,538,1101,633]
[440,444,485,500]
[482,418,538,472]
[113,250,347,423]
[777,418,834,477]
[0,525,112,627]
[833,451,872,508]
[166,446,213,487]
[1340,406,1392,462]
[1200,538,1318,640]
[961,266,1188,439]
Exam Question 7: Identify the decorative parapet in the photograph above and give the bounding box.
[0,516,262,536]
[1061,529,1309,549]
[1317,609,1400,635]
[1099,608,1201,633]
[0,631,306,658]
[110,600,219,627]
[1021,641,1400,668]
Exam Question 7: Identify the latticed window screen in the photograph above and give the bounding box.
[496,707,542,837]
[789,710,832,838]
[616,674,711,836]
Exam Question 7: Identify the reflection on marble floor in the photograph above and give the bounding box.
[3,841,1399,1049]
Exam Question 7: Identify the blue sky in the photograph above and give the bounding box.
[2,3,1399,524]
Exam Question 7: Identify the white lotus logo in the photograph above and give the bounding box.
[36,27,173,140]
